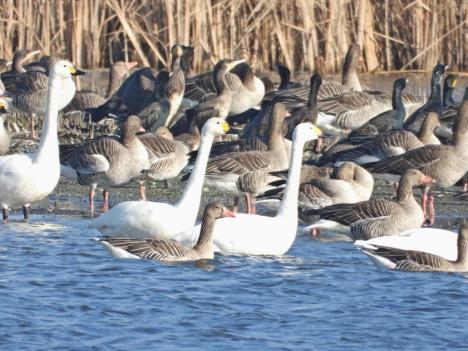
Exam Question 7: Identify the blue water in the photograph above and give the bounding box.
[0,214,467,350]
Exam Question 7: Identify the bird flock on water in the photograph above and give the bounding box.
[0,43,467,273]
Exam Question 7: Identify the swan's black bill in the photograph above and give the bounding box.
[70,67,86,76]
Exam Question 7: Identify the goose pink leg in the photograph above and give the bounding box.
[428,191,435,225]
[139,181,146,201]
[88,185,97,212]
[421,188,428,220]
[102,189,109,212]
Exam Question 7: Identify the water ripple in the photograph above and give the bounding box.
[0,214,467,350]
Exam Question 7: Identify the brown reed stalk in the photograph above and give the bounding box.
[0,0,465,74]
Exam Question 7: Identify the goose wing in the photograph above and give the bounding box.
[365,245,450,271]
[209,137,267,158]
[298,183,334,209]
[364,145,448,174]
[305,198,398,226]
[139,134,181,174]
[184,71,217,102]
[206,151,270,175]
[318,91,388,129]
[60,137,122,174]
[100,238,191,261]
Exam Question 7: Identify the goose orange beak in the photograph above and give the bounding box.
[126,61,138,70]
[222,207,236,218]
[421,174,435,185]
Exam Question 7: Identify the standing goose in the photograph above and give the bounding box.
[403,64,447,133]
[175,123,322,256]
[184,60,264,116]
[265,45,421,118]
[97,202,235,261]
[302,169,434,240]
[8,57,84,139]
[356,224,468,272]
[276,64,302,90]
[437,74,460,139]
[0,49,41,80]
[137,127,191,200]
[242,74,322,147]
[59,115,149,212]
[88,118,229,239]
[346,78,408,142]
[0,61,81,222]
[0,98,10,155]
[162,44,185,129]
[331,112,441,166]
[263,44,362,104]
[66,61,137,111]
[186,59,246,125]
[203,103,289,213]
[364,89,468,224]
[88,45,193,123]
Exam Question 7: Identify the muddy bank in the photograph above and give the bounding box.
[9,175,467,232]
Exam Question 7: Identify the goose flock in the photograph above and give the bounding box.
[0,43,467,273]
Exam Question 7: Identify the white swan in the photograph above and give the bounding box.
[89,118,229,238]
[354,227,459,269]
[176,123,322,256]
[0,60,80,222]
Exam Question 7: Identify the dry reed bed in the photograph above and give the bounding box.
[0,0,467,73]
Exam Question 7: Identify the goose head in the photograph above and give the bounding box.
[201,117,229,138]
[292,122,322,144]
[204,201,236,220]
[121,115,144,138]
[336,161,356,182]
[171,44,184,59]
[51,60,85,78]
[394,77,407,91]
[402,169,434,187]
[432,64,447,81]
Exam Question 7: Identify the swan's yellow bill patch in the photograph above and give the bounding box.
[221,121,230,133]
[313,125,322,136]
[68,66,77,74]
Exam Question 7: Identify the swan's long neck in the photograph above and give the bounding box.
[34,74,63,164]
[176,131,214,212]
[276,137,306,217]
